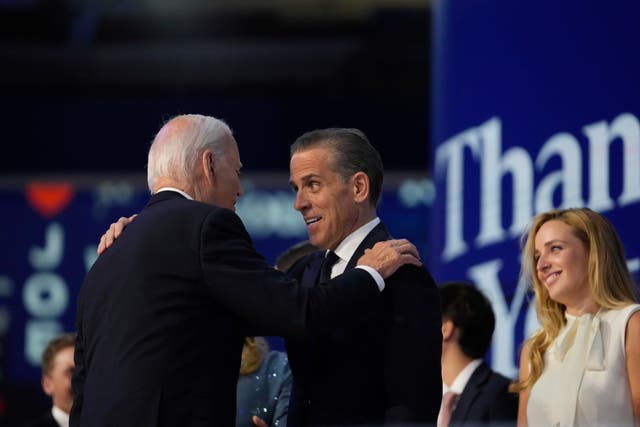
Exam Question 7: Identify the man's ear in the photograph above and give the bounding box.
[201,150,215,183]
[442,319,456,342]
[42,375,54,396]
[352,172,370,203]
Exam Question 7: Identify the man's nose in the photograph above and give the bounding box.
[293,191,306,211]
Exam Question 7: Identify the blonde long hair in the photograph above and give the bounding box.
[511,207,637,392]
[239,336,269,376]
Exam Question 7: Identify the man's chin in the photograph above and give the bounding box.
[308,236,322,249]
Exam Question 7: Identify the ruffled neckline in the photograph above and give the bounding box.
[564,308,602,322]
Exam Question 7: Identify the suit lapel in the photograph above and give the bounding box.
[298,221,391,283]
[451,362,492,424]
[301,251,326,287]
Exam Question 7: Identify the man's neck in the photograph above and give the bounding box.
[441,348,474,387]
[330,207,377,251]
[333,217,379,255]
[153,178,194,198]
[328,216,380,277]
[155,186,194,200]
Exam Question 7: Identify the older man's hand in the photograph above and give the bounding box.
[97,214,137,255]
[356,238,422,279]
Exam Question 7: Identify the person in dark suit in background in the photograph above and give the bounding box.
[72,114,422,427]
[284,128,443,426]
[27,333,75,427]
[438,282,518,427]
[274,240,318,273]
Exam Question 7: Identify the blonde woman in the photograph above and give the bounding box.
[237,337,292,427]
[513,207,640,427]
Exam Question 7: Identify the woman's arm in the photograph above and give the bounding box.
[625,310,640,425]
[517,341,532,427]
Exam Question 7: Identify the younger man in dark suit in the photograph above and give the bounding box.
[438,282,518,427]
[285,128,442,426]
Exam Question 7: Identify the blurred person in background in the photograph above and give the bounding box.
[438,282,517,427]
[236,337,291,427]
[274,241,318,273]
[513,207,640,427]
[26,333,75,427]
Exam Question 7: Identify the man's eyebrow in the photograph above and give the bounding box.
[290,174,320,186]
[301,173,321,182]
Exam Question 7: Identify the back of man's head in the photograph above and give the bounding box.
[290,128,384,207]
[146,114,232,192]
[439,282,495,359]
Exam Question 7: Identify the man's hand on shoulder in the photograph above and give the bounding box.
[356,239,422,279]
[97,214,137,255]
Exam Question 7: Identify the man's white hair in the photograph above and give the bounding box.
[146,114,232,192]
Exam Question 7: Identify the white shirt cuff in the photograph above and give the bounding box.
[355,266,385,291]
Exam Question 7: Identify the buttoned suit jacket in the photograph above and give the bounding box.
[450,362,518,427]
[286,221,442,426]
[71,191,380,427]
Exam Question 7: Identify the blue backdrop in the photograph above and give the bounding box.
[430,0,640,378]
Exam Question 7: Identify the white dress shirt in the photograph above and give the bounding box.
[155,187,194,200]
[326,217,384,290]
[438,359,483,427]
[52,405,69,427]
[443,358,483,395]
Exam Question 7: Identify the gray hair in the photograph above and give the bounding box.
[147,114,232,192]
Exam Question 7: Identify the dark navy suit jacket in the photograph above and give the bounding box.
[450,362,518,427]
[286,222,443,426]
[71,191,381,427]
[25,410,59,427]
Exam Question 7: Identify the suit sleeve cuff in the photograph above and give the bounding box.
[354,266,385,291]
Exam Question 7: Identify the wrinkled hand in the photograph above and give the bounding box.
[97,214,137,255]
[356,239,422,279]
[251,416,268,427]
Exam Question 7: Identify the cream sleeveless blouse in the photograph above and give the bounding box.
[527,304,640,427]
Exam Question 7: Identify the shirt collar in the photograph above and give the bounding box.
[443,359,483,395]
[329,217,380,276]
[52,405,69,427]
[155,187,194,200]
